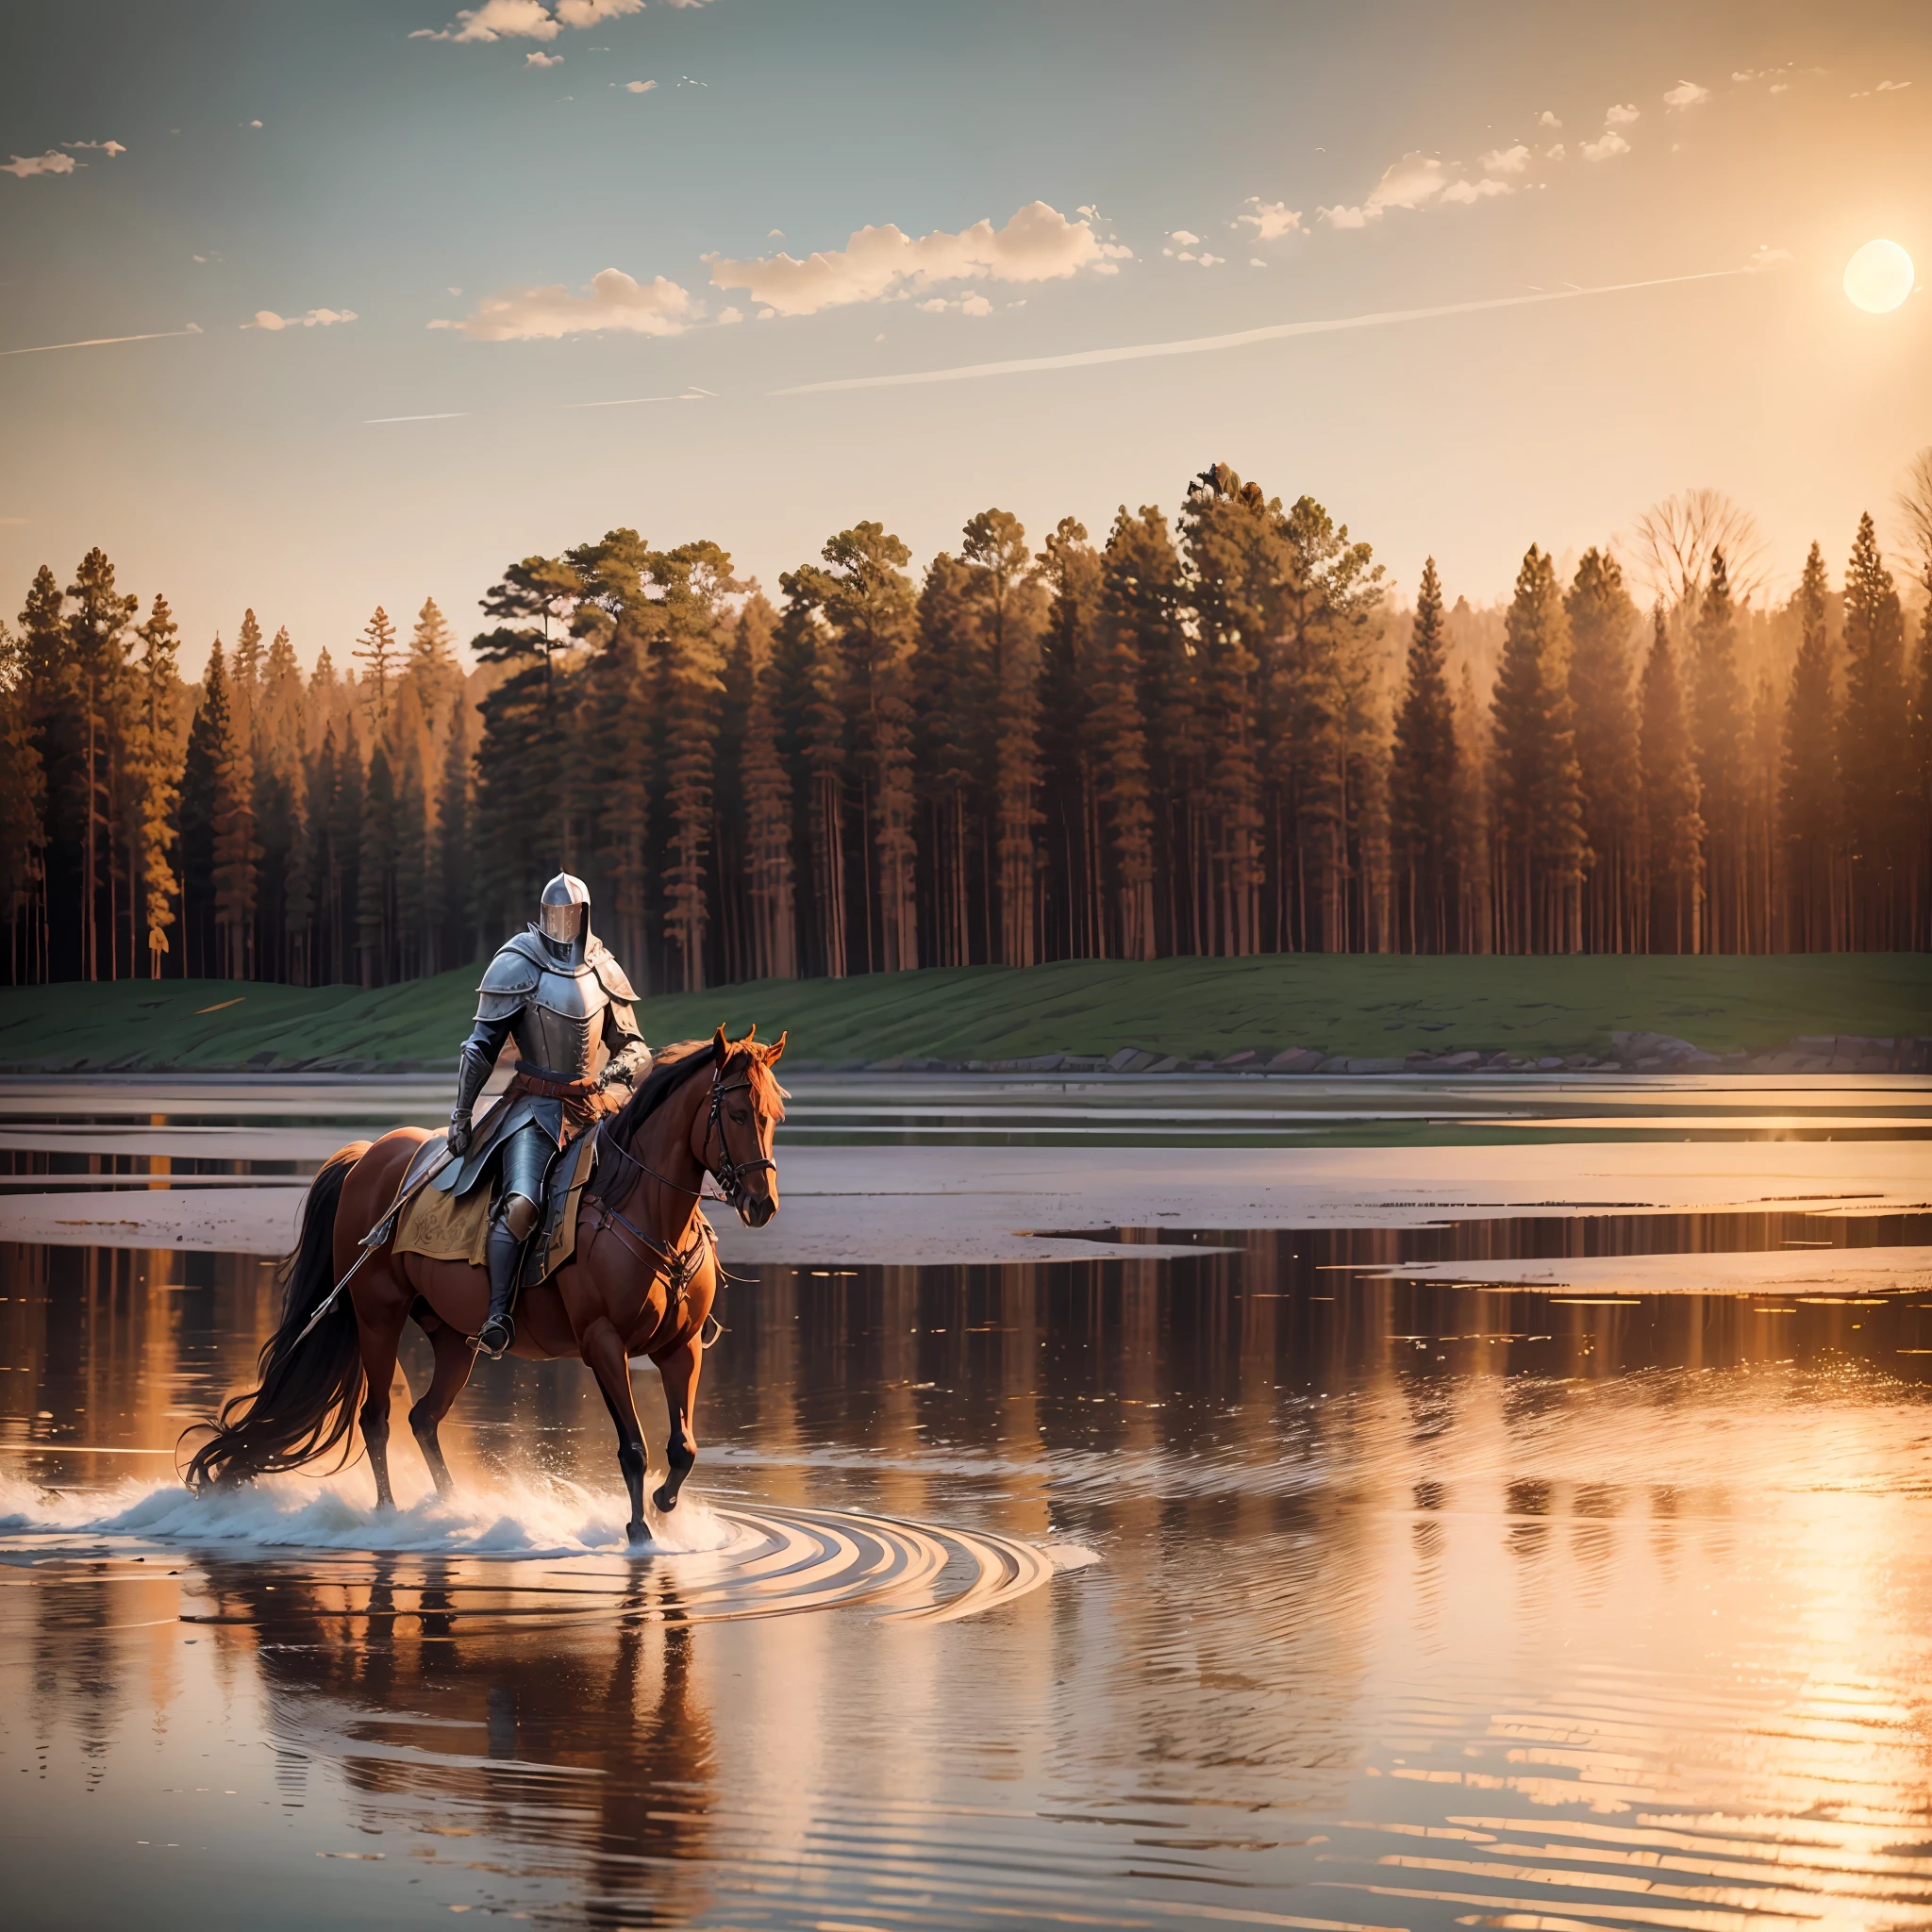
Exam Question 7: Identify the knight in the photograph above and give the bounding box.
[439,872,653,1357]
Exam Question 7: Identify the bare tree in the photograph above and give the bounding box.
[1897,444,1932,587]
[1624,489,1770,610]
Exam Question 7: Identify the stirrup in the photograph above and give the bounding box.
[475,1314,515,1358]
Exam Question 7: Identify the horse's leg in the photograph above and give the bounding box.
[652,1335,703,1514]
[408,1298,476,1499]
[579,1317,650,1546]
[355,1274,410,1512]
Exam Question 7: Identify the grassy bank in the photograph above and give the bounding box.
[0,953,1924,1074]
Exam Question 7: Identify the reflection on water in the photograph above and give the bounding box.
[4,1236,1932,1929]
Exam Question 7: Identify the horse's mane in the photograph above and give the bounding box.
[591,1032,786,1208]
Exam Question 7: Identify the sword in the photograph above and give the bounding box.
[286,1131,467,1351]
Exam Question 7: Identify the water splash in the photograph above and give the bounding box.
[0,1469,740,1559]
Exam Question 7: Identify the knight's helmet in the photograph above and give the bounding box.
[536,871,591,967]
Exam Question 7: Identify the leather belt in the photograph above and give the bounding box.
[511,1065,599,1100]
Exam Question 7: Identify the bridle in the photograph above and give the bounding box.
[593,1059,775,1215]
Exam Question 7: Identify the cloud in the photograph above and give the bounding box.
[773,267,1753,396]
[413,0,641,43]
[1320,151,1512,225]
[717,306,742,324]
[1663,79,1710,109]
[1852,79,1912,97]
[1580,128,1630,161]
[248,119,263,128]
[704,201,1132,318]
[1480,144,1529,174]
[1545,142,1566,160]
[623,78,655,92]
[431,266,691,340]
[1538,109,1561,128]
[1238,197,1302,239]
[1747,244,1793,270]
[960,292,992,317]
[64,139,126,156]
[1321,151,1444,226]
[3,150,77,178]
[1605,102,1641,125]
[526,50,562,66]
[1170,228,1201,247]
[248,308,358,330]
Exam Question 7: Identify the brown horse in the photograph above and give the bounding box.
[185,1026,786,1544]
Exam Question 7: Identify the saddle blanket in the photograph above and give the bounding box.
[393,1129,599,1289]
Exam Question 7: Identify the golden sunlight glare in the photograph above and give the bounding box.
[1842,238,1915,312]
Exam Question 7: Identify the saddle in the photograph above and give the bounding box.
[393,1128,599,1290]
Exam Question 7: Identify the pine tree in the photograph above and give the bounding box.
[1641,606,1703,953]
[736,592,796,980]
[407,597,462,722]
[1779,543,1839,951]
[327,717,365,983]
[913,551,983,966]
[1180,467,1273,958]
[429,695,475,974]
[1690,550,1747,951]
[229,608,264,757]
[960,508,1044,966]
[15,565,68,978]
[1564,548,1641,951]
[130,594,183,976]
[388,682,432,980]
[1839,511,1911,948]
[771,578,849,977]
[1032,517,1105,958]
[354,606,400,728]
[1491,544,1586,952]
[208,641,258,979]
[791,525,919,974]
[0,617,47,983]
[1274,496,1386,953]
[65,549,139,978]
[654,540,734,991]
[357,739,396,987]
[1092,508,1170,959]
[470,558,579,942]
[1390,558,1460,952]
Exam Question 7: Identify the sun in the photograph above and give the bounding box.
[1843,239,1914,313]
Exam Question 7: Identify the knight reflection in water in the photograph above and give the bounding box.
[441,872,653,1357]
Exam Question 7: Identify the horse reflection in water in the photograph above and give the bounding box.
[184,1028,787,1543]
[188,1552,718,1914]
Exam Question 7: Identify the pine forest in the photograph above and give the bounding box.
[4,459,1930,995]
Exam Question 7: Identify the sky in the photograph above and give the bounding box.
[1,0,1927,675]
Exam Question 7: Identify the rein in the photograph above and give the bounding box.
[584,1061,774,1299]
[594,1069,774,1211]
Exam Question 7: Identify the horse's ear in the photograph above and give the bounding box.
[711,1024,728,1065]
[744,1021,758,1041]
[764,1030,787,1066]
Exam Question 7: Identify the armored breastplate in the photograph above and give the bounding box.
[509,965,608,1078]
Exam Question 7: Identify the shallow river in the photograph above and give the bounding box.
[5,1225,1932,1931]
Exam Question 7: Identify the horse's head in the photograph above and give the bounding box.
[700,1023,788,1227]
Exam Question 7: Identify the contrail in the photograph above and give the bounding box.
[0,325,203,358]
[363,411,470,424]
[559,389,712,409]
[772,268,1751,396]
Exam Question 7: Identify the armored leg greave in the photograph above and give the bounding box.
[477,1124,553,1357]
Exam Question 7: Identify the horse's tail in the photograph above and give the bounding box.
[182,1141,372,1493]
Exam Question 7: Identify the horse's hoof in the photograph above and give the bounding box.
[651,1485,678,1513]
[626,1520,651,1547]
